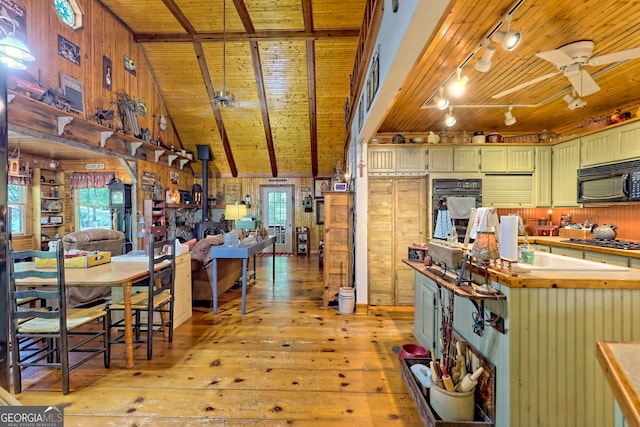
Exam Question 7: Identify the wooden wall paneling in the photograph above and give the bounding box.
[394,178,426,305]
[19,0,180,148]
[367,178,393,305]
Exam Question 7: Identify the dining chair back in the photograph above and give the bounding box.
[9,245,110,394]
[109,235,175,360]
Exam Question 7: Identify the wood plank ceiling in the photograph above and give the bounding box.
[377,0,640,141]
[96,0,366,178]
[93,0,640,177]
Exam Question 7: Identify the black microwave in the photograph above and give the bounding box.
[577,162,640,203]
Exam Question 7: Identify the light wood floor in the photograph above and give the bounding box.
[14,255,424,426]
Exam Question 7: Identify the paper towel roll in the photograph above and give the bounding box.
[500,216,519,261]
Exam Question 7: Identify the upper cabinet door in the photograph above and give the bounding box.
[368,147,396,174]
[427,147,453,172]
[396,146,428,174]
[454,147,480,172]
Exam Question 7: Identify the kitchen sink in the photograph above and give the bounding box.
[515,251,629,271]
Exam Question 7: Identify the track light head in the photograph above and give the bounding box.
[434,87,449,110]
[492,29,522,51]
[475,45,496,73]
[504,106,516,126]
[447,70,468,97]
[491,15,522,51]
[444,107,456,127]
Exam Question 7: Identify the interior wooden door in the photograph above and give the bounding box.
[368,177,427,305]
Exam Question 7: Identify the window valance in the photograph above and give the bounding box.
[70,172,115,189]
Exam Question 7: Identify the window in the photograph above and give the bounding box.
[8,184,27,235]
[76,188,111,230]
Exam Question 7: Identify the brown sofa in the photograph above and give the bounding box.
[62,229,125,306]
[190,235,243,306]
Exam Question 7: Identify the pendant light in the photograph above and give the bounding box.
[213,0,235,107]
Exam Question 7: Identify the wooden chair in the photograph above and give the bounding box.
[109,236,175,360]
[9,245,111,395]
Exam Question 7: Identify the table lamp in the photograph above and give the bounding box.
[225,204,247,230]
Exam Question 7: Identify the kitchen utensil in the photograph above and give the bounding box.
[591,224,617,240]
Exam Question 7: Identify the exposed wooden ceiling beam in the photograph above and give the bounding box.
[250,40,277,177]
[307,40,318,178]
[302,0,313,32]
[193,42,238,177]
[161,0,196,34]
[133,29,359,43]
[232,0,254,34]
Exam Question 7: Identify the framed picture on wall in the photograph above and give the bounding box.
[316,200,325,225]
[60,73,85,117]
[314,177,331,199]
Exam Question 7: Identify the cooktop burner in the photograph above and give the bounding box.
[561,238,640,250]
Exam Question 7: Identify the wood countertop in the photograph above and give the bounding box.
[597,341,640,427]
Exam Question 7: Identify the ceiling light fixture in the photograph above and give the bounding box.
[447,69,468,98]
[49,160,59,169]
[444,107,456,127]
[213,0,235,107]
[434,87,449,110]
[475,44,496,73]
[504,106,517,126]
[563,92,587,110]
[491,15,522,51]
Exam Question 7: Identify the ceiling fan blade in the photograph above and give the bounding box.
[492,72,559,99]
[536,49,576,67]
[588,47,640,66]
[567,69,600,96]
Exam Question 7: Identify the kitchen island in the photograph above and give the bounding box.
[405,252,640,427]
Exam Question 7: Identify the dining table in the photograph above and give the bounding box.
[14,260,158,369]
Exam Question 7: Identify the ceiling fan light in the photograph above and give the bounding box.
[213,89,236,107]
[492,29,522,51]
[475,45,496,73]
[563,93,587,110]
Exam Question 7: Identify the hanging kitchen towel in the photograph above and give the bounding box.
[469,207,491,239]
[433,208,453,239]
[446,197,476,219]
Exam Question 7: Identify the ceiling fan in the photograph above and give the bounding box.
[492,40,640,99]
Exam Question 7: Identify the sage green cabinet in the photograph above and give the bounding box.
[552,139,580,206]
[368,145,427,175]
[454,146,481,172]
[413,273,440,350]
[427,146,454,172]
[481,146,535,173]
[368,146,395,174]
[583,251,629,267]
[535,146,552,206]
[581,120,640,167]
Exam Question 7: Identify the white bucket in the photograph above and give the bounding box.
[338,287,355,313]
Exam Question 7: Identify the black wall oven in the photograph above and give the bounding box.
[432,178,482,241]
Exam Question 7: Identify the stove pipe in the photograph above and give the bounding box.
[196,145,212,223]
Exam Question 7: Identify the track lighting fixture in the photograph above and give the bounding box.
[434,87,449,110]
[563,92,587,110]
[475,45,496,73]
[504,106,516,126]
[447,69,468,98]
[491,15,522,51]
[444,107,456,127]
